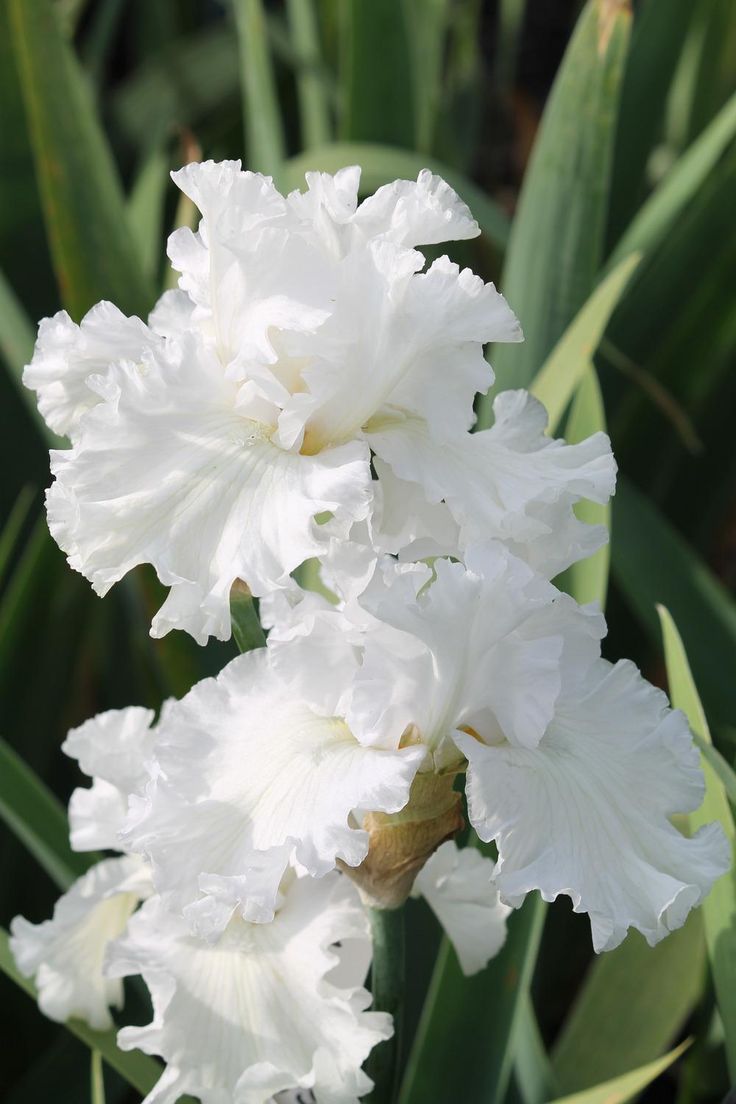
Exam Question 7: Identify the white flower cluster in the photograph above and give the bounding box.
[13,163,729,1103]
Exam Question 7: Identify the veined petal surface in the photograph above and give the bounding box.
[108,874,392,1104]
[47,334,371,642]
[124,650,423,931]
[10,856,151,1030]
[457,658,731,951]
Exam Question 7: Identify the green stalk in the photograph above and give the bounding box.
[230,586,267,653]
[365,905,406,1104]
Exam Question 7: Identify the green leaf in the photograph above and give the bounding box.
[230,587,267,654]
[487,0,631,397]
[0,736,93,892]
[0,266,33,375]
[554,367,611,609]
[0,486,34,586]
[0,927,162,1097]
[401,0,450,153]
[691,733,736,808]
[552,918,704,1092]
[611,477,736,725]
[234,0,286,179]
[0,268,58,447]
[399,891,546,1104]
[515,992,558,1104]
[127,147,170,282]
[339,0,414,149]
[609,90,736,270]
[90,1051,105,1104]
[283,142,510,250]
[550,1040,690,1104]
[286,0,331,149]
[8,0,154,319]
[528,253,640,434]
[606,0,694,246]
[658,605,736,1080]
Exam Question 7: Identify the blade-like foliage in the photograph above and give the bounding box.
[550,1041,690,1104]
[612,478,736,726]
[552,919,704,1092]
[659,606,736,1079]
[489,0,632,394]
[0,928,162,1097]
[528,252,640,434]
[234,0,286,179]
[0,736,94,891]
[8,0,154,319]
[398,894,546,1104]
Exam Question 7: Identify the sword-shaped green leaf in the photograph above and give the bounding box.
[8,0,154,320]
[486,0,631,401]
[550,1040,690,1104]
[612,477,736,725]
[658,605,736,1080]
[552,919,704,1092]
[234,0,286,179]
[0,928,162,1096]
[529,252,639,434]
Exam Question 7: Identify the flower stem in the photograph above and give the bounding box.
[365,904,406,1103]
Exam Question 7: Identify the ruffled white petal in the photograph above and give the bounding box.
[10,856,150,1030]
[124,649,424,931]
[368,391,616,578]
[47,334,372,642]
[347,545,601,755]
[288,244,520,452]
[107,874,392,1104]
[372,458,460,561]
[23,303,159,440]
[62,706,156,851]
[457,658,731,952]
[352,169,480,248]
[412,842,510,975]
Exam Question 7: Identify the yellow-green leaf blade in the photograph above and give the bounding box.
[609,89,736,269]
[552,919,704,1092]
[658,605,736,1080]
[529,252,640,435]
[554,367,611,608]
[550,1040,690,1104]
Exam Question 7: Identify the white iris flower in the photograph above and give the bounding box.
[124,541,728,951]
[25,162,614,644]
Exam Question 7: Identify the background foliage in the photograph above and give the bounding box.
[0,0,735,1101]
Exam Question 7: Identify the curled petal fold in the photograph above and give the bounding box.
[23,303,159,440]
[10,856,151,1030]
[47,335,372,642]
[457,659,731,952]
[368,390,616,578]
[412,842,511,975]
[62,706,156,851]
